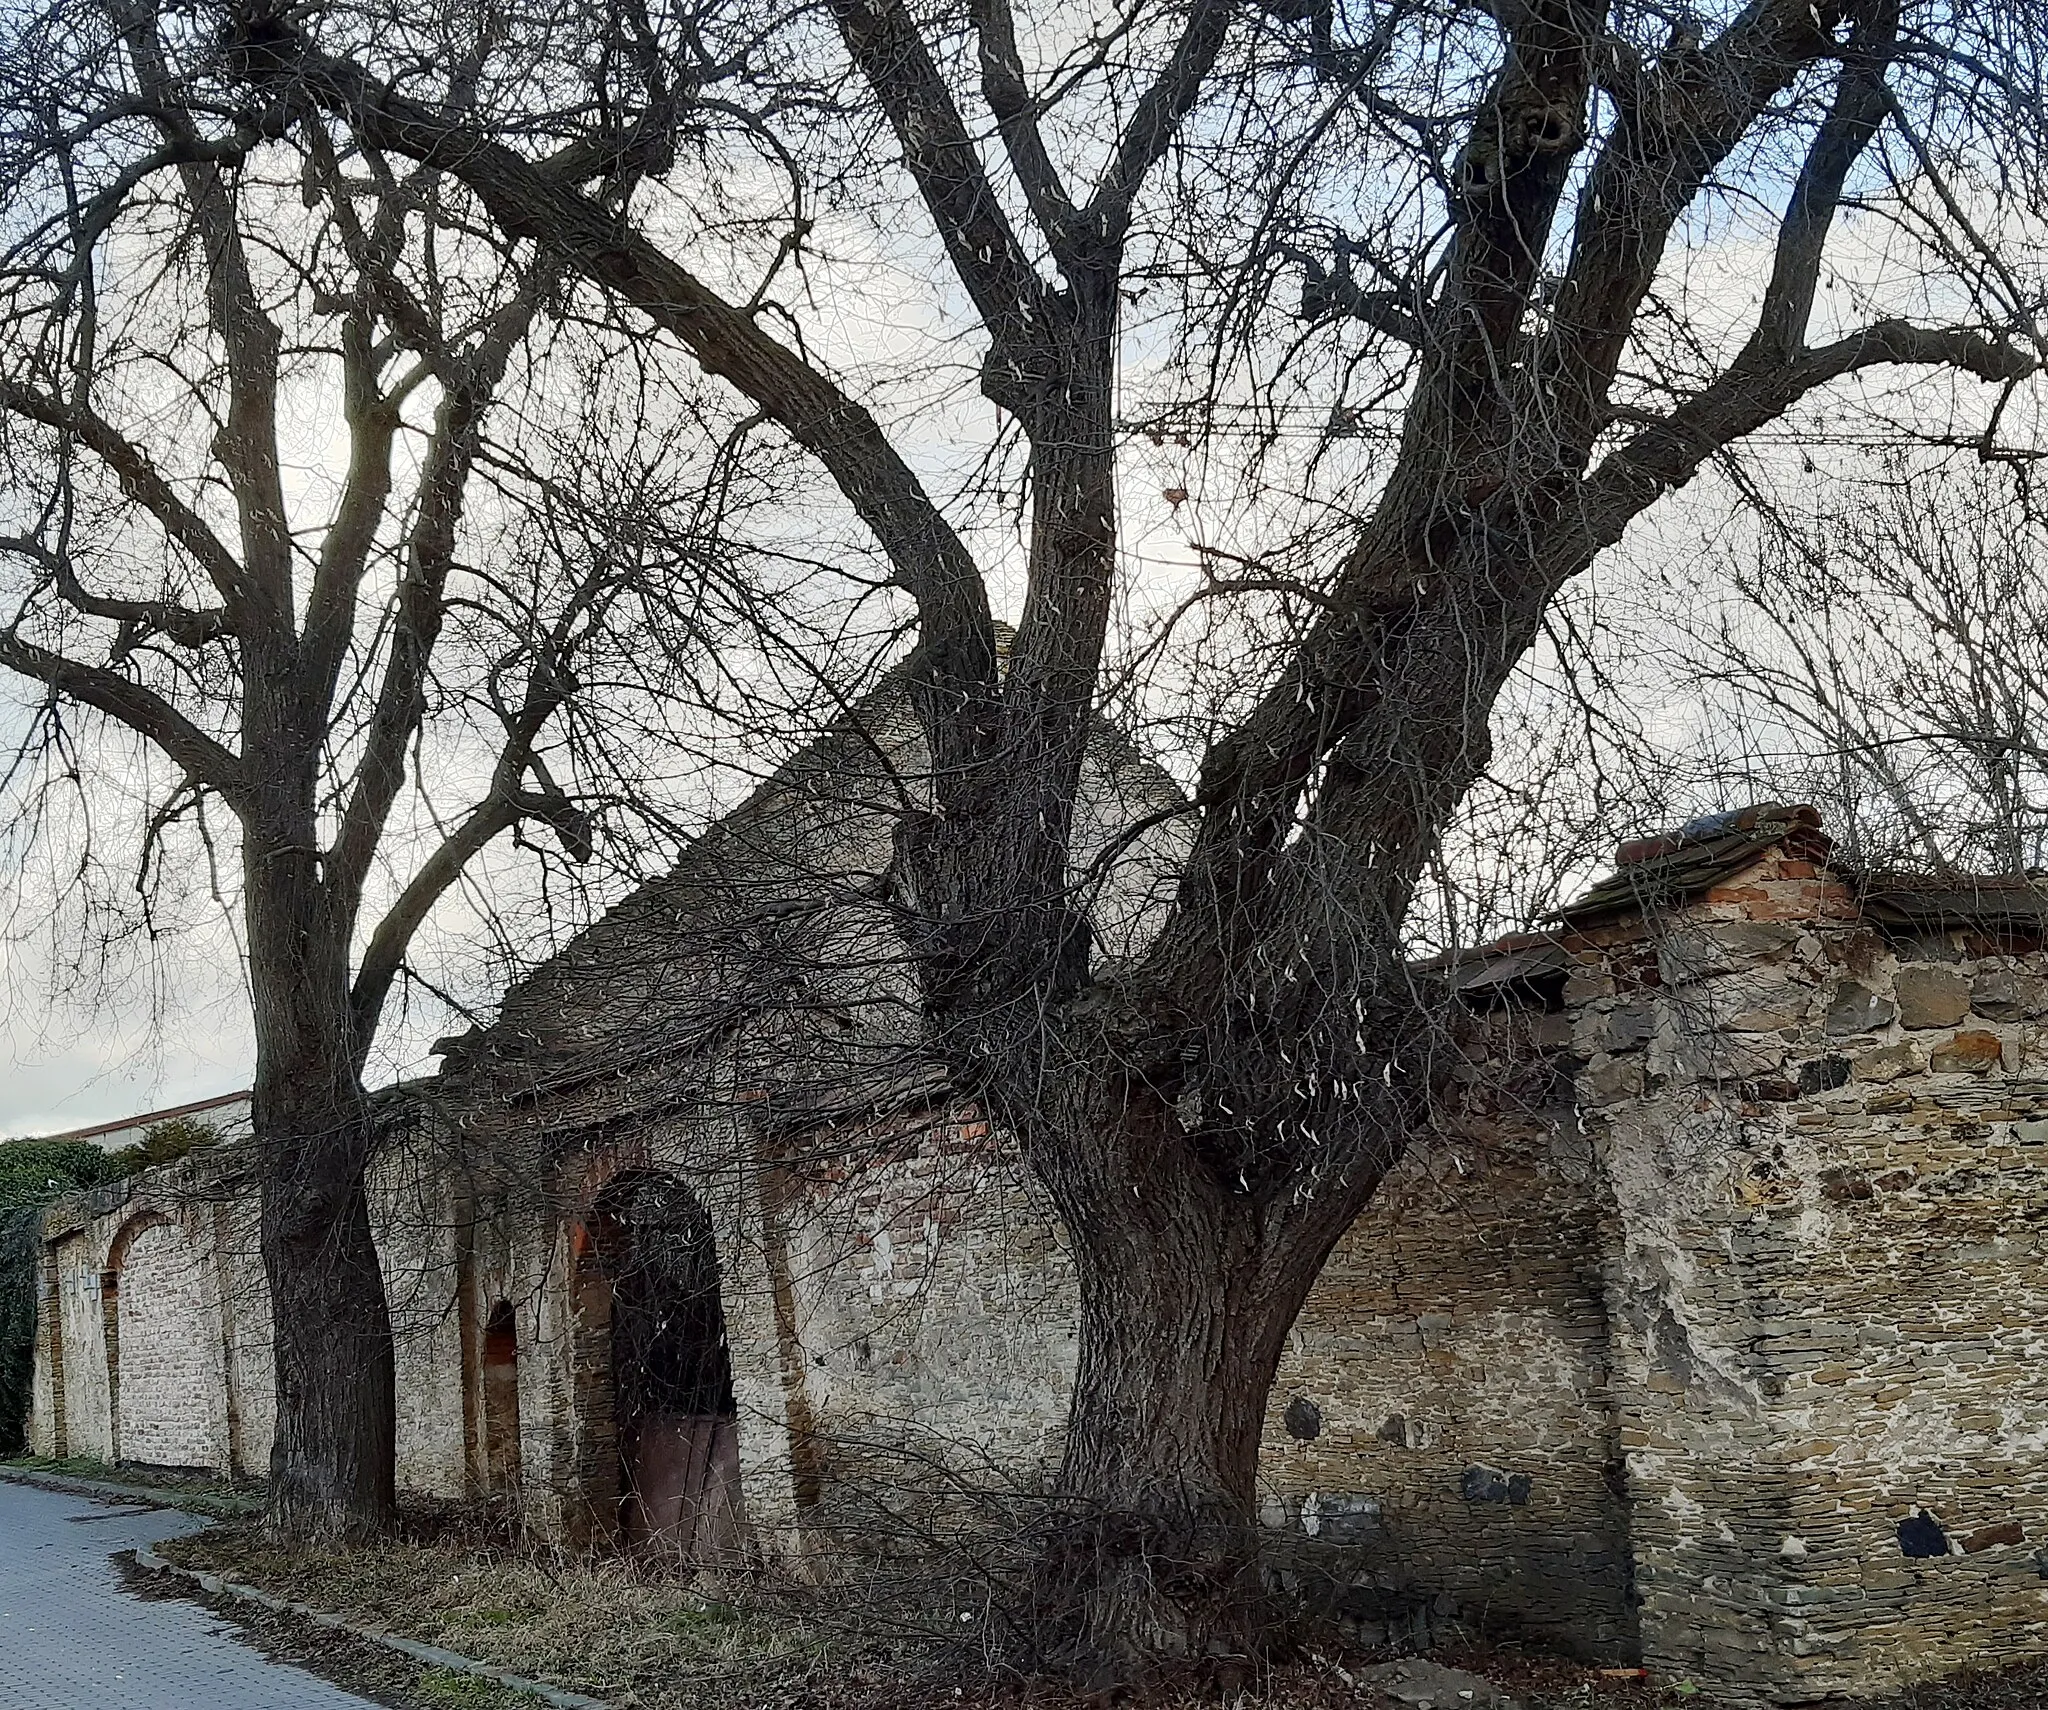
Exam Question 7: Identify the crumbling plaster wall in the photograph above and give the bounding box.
[46,1229,110,1459]
[31,1134,502,1497]
[1571,849,2048,1703]
[753,1056,1643,1657]
[766,1105,1078,1549]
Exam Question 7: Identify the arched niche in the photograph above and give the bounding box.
[481,1299,522,1494]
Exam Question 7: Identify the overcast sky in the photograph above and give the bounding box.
[2,911,254,1137]
[3,32,2040,1143]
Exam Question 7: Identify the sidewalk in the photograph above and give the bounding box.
[0,1476,381,1709]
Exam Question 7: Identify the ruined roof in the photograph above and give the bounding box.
[1549,803,1831,929]
[1856,870,2048,930]
[1549,801,2048,936]
[1409,935,1576,1008]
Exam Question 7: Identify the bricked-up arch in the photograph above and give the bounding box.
[590,1171,745,1558]
[107,1212,222,1469]
[481,1300,521,1494]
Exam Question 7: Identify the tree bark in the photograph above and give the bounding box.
[259,1105,398,1536]
[1035,1223,1287,1682]
[245,784,399,1536]
[1014,1048,1389,1686]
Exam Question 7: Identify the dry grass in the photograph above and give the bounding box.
[154,1521,2048,1710]
[161,1522,968,1709]
[154,1520,1687,1710]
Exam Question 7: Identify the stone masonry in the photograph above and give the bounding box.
[29,795,2048,1706]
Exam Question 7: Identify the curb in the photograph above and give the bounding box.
[0,1463,255,1518]
[133,1544,619,1710]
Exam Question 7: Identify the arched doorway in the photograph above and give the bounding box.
[592,1172,745,1559]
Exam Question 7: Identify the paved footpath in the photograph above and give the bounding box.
[0,1477,381,1709]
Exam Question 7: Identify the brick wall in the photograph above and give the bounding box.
[1263,1015,1636,1657]
[114,1217,228,1469]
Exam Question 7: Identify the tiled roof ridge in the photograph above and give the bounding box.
[1536,800,2048,936]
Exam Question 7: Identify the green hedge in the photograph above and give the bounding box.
[0,1139,125,1453]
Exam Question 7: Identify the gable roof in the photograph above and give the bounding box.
[437,672,1189,1137]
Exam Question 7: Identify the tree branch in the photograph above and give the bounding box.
[272,40,1001,775]
[347,785,521,1051]
[343,580,598,1045]
[1564,319,2039,570]
[826,0,1052,361]
[0,622,245,804]
[1543,0,1850,419]
[0,382,254,608]
[117,2,295,620]
[1751,0,1901,360]
[1086,0,1237,246]
[323,291,539,926]
[968,0,1080,239]
[1,533,232,649]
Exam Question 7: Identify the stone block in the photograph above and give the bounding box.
[1602,1001,1660,1048]
[1356,1660,1522,1710]
[1713,975,1813,1032]
[1583,1054,1645,1103]
[1852,1043,1921,1083]
[1563,968,1617,1005]
[1460,1465,1529,1504]
[1799,1056,1853,1095]
[1300,1490,1383,1543]
[1930,1030,2002,1074]
[1972,970,2048,1022]
[1826,981,1897,1036]
[1895,967,1970,1030]
[1659,922,1804,984]
[1669,1033,1790,1081]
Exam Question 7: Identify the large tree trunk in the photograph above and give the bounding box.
[1026,1082,1371,1688]
[246,815,399,1538]
[256,1081,399,1537]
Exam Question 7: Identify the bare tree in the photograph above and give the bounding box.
[1645,463,2048,874]
[54,0,2048,1667]
[0,2,765,1534]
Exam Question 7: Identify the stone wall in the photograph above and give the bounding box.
[748,1070,1643,1658]
[31,832,2048,1704]
[1263,1008,1637,1657]
[1569,852,2048,1703]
